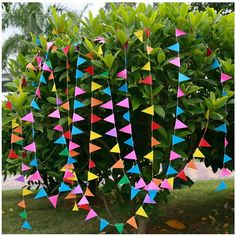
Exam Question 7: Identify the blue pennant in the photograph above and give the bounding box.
[123,111,130,122]
[77,57,87,66]
[22,220,32,230]
[76,69,84,79]
[176,106,184,116]
[214,123,227,133]
[40,73,47,84]
[45,52,49,60]
[29,157,38,167]
[222,90,227,96]
[54,135,66,144]
[223,154,232,164]
[131,186,140,200]
[102,87,111,96]
[67,156,77,164]
[32,81,38,87]
[34,188,48,199]
[178,73,191,82]
[32,128,35,137]
[124,137,134,147]
[167,42,180,52]
[172,135,185,145]
[36,38,41,46]
[127,164,140,174]
[59,182,72,192]
[31,99,40,110]
[73,100,85,109]
[148,190,158,200]
[72,126,83,135]
[100,218,109,231]
[118,82,128,93]
[166,165,178,175]
[210,59,221,70]
[215,181,227,192]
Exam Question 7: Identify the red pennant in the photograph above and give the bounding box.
[144,28,150,38]
[84,66,94,75]
[176,170,188,181]
[6,101,12,110]
[63,45,70,55]
[89,160,96,169]
[79,204,90,211]
[151,121,161,131]
[65,88,69,95]
[64,130,71,139]
[8,149,19,159]
[141,75,152,85]
[206,48,212,56]
[86,52,94,60]
[198,138,211,147]
[21,77,27,87]
[64,179,73,184]
[66,60,70,69]
[22,152,27,158]
[91,114,102,124]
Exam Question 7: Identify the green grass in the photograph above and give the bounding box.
[2,179,234,234]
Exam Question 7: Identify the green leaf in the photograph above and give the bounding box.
[117,30,128,46]
[157,49,166,65]
[154,105,165,118]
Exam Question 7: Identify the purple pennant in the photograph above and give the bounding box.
[15,175,25,182]
[56,97,63,105]
[143,194,156,204]
[105,128,117,137]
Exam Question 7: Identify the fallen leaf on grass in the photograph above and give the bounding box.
[166,220,186,230]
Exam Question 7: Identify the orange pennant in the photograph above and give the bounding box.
[12,126,22,134]
[111,159,124,169]
[186,159,197,169]
[49,72,54,80]
[65,193,76,199]
[152,178,162,186]
[127,216,138,229]
[151,137,160,147]
[85,187,94,197]
[17,200,26,208]
[26,63,36,71]
[11,134,23,143]
[69,150,80,157]
[91,98,103,107]
[86,52,94,60]
[89,143,101,153]
[61,101,70,111]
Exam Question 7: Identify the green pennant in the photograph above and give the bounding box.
[115,223,124,234]
[16,140,23,146]
[46,60,52,68]
[59,147,69,156]
[117,174,130,185]
[100,71,109,77]
[19,210,27,219]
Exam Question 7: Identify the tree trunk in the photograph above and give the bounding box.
[137,217,150,234]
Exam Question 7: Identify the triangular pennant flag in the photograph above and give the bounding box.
[8,149,19,159]
[118,82,128,92]
[131,187,140,200]
[100,100,113,110]
[11,134,23,144]
[146,45,153,54]
[127,216,138,229]
[91,114,102,124]
[148,190,158,200]
[135,178,146,189]
[141,61,151,71]
[77,196,89,206]
[29,157,38,167]
[6,100,12,110]
[13,126,22,134]
[48,109,60,119]
[141,75,152,85]
[90,131,102,141]
[71,184,83,194]
[49,71,54,80]
[22,189,33,196]
[172,135,185,145]
[54,135,66,144]
[119,124,132,134]
[36,87,41,98]
[169,57,180,67]
[77,56,87,66]
[116,69,127,79]
[102,86,111,96]
[22,220,32,230]
[75,86,86,96]
[61,101,70,111]
[91,82,102,91]
[85,209,97,221]
[98,45,103,55]
[64,130,71,139]
[89,143,101,153]
[116,98,129,108]
[160,178,172,189]
[176,169,188,181]
[136,206,148,218]
[73,100,85,109]
[193,148,205,158]
[48,195,58,208]
[63,45,70,55]
[72,126,83,135]
[72,113,84,122]
[15,175,24,182]
[152,121,161,130]
[186,159,197,169]
[91,97,103,107]
[223,154,232,164]
[215,181,227,192]
[176,106,184,116]
[22,112,34,123]
[170,150,181,161]
[67,156,77,164]
[100,218,109,231]
[123,111,130,122]
[56,97,63,105]
[51,83,56,92]
[166,165,178,175]
[75,69,84,79]
[110,143,120,153]
[34,188,48,199]
[220,168,231,177]
[40,73,47,84]
[88,171,99,181]
[17,200,26,208]
[210,58,221,70]
[167,177,174,189]
[105,128,117,137]
[12,119,19,129]
[174,119,188,129]
[225,138,228,147]
[84,65,94,75]
[144,151,154,162]
[127,164,140,174]
[69,141,80,151]
[142,105,154,116]
[59,182,72,192]
[22,163,30,172]
[103,114,115,124]
[111,159,124,169]
[31,99,40,110]
[151,137,160,147]
[85,187,94,197]
[115,223,124,234]
[198,138,211,147]
[179,72,191,82]
[23,142,36,152]
[167,42,180,52]
[134,30,143,42]
[143,194,156,204]
[118,174,130,185]
[124,137,134,147]
[28,170,42,181]
[59,147,69,156]
[221,73,232,83]
[175,28,186,37]
[124,150,137,160]
[214,123,227,133]
[72,202,79,211]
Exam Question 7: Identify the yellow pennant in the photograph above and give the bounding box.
[67,76,70,82]
[110,143,120,153]
[22,189,33,196]
[67,172,78,181]
[18,85,23,93]
[91,82,102,92]
[134,30,143,42]
[146,45,153,54]
[142,105,154,116]
[52,83,56,92]
[12,119,19,129]
[90,131,102,141]
[136,206,148,218]
[193,148,205,158]
[98,45,103,55]
[68,116,72,126]
[144,150,154,162]
[72,202,79,211]
[167,177,174,189]
[88,171,99,181]
[141,61,151,71]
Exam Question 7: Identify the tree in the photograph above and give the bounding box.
[2,3,234,233]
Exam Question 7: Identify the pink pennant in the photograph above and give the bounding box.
[175,28,186,37]
[169,57,180,67]
[221,73,232,83]
[100,100,113,110]
[116,98,129,108]
[53,125,63,132]
[170,150,181,160]
[69,141,80,151]
[47,42,53,51]
[36,56,42,69]
[224,138,228,147]
[72,113,84,122]
[220,168,232,177]
[85,209,97,221]
[116,69,127,79]
[22,112,34,123]
[145,181,160,191]
[103,114,115,124]
[71,184,83,194]
[75,86,86,96]
[48,195,58,208]
[105,128,117,137]
[77,196,89,206]
[174,119,188,129]
[63,45,70,55]
[135,178,146,189]
[64,169,75,179]
[23,142,36,152]
[143,194,156,204]
[119,124,132,134]
[36,87,41,98]
[177,86,185,97]
[56,97,63,105]
[21,163,30,172]
[160,179,172,189]
[124,150,137,160]
[48,109,60,119]
[28,170,42,181]
[42,63,51,72]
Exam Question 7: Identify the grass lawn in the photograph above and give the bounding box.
[2,179,234,234]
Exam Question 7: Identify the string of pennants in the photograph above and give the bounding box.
[7,27,233,233]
